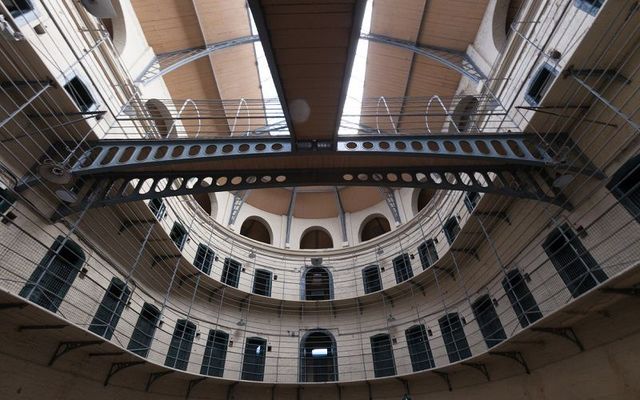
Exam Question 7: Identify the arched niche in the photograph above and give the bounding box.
[492,0,525,52]
[299,330,338,382]
[240,217,272,245]
[301,266,333,300]
[145,99,174,138]
[193,192,211,215]
[449,95,479,133]
[100,0,127,56]
[359,214,391,242]
[300,227,334,249]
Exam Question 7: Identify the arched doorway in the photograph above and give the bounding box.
[415,188,435,213]
[300,227,333,249]
[299,330,338,382]
[449,96,479,133]
[360,215,391,242]
[240,217,272,244]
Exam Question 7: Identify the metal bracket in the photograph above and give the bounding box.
[451,247,480,261]
[566,67,631,85]
[433,371,452,391]
[146,371,174,392]
[475,211,511,225]
[226,382,238,400]
[118,219,157,234]
[151,255,182,268]
[531,327,584,351]
[600,286,640,297]
[0,302,26,310]
[49,340,103,366]
[104,361,145,386]
[381,292,394,308]
[186,377,206,399]
[461,362,490,381]
[356,298,363,315]
[434,266,456,280]
[88,352,125,358]
[489,351,530,374]
[18,324,67,331]
[410,281,426,296]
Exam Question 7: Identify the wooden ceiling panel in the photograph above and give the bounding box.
[419,0,490,50]
[294,192,339,218]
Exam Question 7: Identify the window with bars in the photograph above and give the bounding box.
[3,0,33,17]
[148,198,166,220]
[443,216,460,244]
[501,269,542,328]
[64,77,95,112]
[19,236,85,313]
[221,258,241,287]
[405,325,435,371]
[417,239,438,270]
[464,191,480,212]
[525,63,557,105]
[242,337,267,381]
[194,244,214,274]
[607,155,640,223]
[127,303,160,357]
[165,319,196,371]
[362,264,382,294]
[170,222,188,250]
[574,0,603,15]
[543,224,606,298]
[304,267,333,300]
[471,295,506,349]
[370,334,396,377]
[253,269,272,297]
[393,253,413,284]
[201,330,229,377]
[438,313,471,363]
[88,277,131,340]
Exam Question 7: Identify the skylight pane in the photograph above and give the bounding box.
[338,0,373,136]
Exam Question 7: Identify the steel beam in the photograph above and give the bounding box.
[361,33,485,83]
[137,36,260,84]
[137,33,486,87]
[53,164,568,218]
[379,187,402,225]
[228,190,249,226]
[64,134,555,177]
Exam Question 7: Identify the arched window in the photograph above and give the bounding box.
[242,337,267,381]
[201,330,229,377]
[194,244,214,274]
[145,99,174,138]
[240,217,272,244]
[221,258,241,287]
[170,222,188,250]
[165,319,196,371]
[416,188,434,213]
[20,236,85,313]
[405,325,435,371]
[543,224,606,298]
[501,269,542,328]
[89,277,131,340]
[438,313,471,363]
[505,0,524,38]
[449,96,479,133]
[303,267,333,300]
[443,216,460,244]
[418,239,438,270]
[360,215,391,242]
[299,330,338,382]
[193,192,211,215]
[127,303,160,357]
[471,295,506,349]
[362,264,382,294]
[370,333,396,377]
[392,253,413,284]
[300,227,334,249]
[253,269,272,297]
[607,154,640,222]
